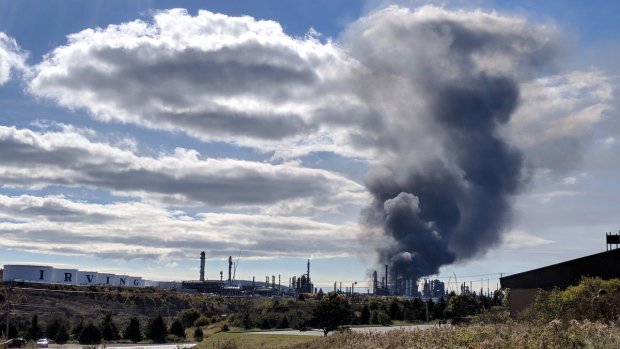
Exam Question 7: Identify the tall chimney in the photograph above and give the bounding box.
[228,256,233,284]
[199,251,206,282]
[385,264,388,290]
[372,270,378,293]
[307,259,311,283]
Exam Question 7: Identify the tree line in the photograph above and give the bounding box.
[1,311,205,344]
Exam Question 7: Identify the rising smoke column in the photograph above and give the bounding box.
[347,6,558,280]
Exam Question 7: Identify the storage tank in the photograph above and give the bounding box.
[97,273,116,286]
[3,265,53,283]
[52,268,78,284]
[77,271,99,285]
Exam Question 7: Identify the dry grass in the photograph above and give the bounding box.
[207,321,620,349]
[196,332,318,349]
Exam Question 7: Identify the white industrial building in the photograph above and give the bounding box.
[2,264,146,288]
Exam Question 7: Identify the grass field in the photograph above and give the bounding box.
[196,332,319,349]
[194,320,620,349]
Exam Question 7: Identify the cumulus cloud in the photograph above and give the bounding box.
[506,70,614,172]
[0,32,27,85]
[27,9,367,157]
[0,125,366,209]
[0,194,366,260]
[500,230,554,249]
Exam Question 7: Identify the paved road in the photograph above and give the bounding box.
[50,343,197,349]
[251,324,436,336]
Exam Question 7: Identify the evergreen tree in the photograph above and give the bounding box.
[277,315,289,329]
[169,319,185,338]
[388,299,403,320]
[45,318,61,341]
[100,313,119,341]
[55,324,69,344]
[0,322,18,339]
[178,309,200,328]
[370,311,379,325]
[71,321,84,341]
[123,317,142,343]
[79,323,102,344]
[312,292,353,336]
[27,314,43,340]
[193,327,203,341]
[360,305,371,325]
[145,314,167,343]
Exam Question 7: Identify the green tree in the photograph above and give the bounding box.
[360,305,371,325]
[178,309,200,328]
[100,313,119,341]
[55,324,69,345]
[123,317,143,343]
[79,323,102,344]
[433,298,447,320]
[71,321,84,341]
[193,327,203,341]
[45,318,61,340]
[389,299,403,320]
[312,292,352,336]
[145,314,167,343]
[27,314,43,340]
[370,311,379,325]
[446,294,477,318]
[169,319,185,338]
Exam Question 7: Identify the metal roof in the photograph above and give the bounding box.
[500,248,620,290]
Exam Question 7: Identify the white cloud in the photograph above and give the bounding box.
[562,176,577,185]
[605,137,615,146]
[0,193,370,260]
[505,70,614,172]
[501,230,554,249]
[27,9,367,158]
[0,125,367,210]
[0,32,27,85]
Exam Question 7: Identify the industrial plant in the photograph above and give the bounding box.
[2,251,444,299]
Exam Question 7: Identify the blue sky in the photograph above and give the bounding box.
[0,0,618,293]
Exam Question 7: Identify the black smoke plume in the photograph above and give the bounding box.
[364,75,523,280]
[351,6,556,283]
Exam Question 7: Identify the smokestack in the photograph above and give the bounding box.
[307,259,310,283]
[199,251,205,282]
[228,256,232,284]
[372,270,378,292]
[385,264,388,290]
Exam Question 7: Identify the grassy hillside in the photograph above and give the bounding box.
[0,282,229,339]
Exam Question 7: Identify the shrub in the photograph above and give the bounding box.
[169,319,186,338]
[193,315,211,327]
[55,324,69,344]
[145,314,167,343]
[193,327,204,341]
[79,323,102,344]
[526,277,620,324]
[100,313,119,341]
[123,317,142,343]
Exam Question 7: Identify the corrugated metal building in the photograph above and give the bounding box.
[500,248,620,316]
